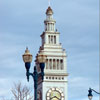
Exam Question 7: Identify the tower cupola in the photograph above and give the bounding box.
[46,6,53,15]
[44,6,56,32]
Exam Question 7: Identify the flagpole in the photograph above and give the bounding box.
[48,0,50,6]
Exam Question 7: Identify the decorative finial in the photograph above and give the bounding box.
[25,47,29,53]
[46,6,53,15]
[26,46,28,50]
[48,0,50,6]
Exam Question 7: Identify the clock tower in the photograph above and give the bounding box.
[35,6,68,100]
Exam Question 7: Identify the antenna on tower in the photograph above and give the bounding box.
[48,0,51,6]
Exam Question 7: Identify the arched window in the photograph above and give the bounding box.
[57,59,59,70]
[51,36,53,44]
[49,59,52,69]
[48,35,50,44]
[46,59,48,69]
[54,36,56,44]
[60,59,63,70]
[53,59,56,69]
[45,23,47,31]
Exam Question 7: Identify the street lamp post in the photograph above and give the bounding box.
[88,88,100,100]
[22,47,46,100]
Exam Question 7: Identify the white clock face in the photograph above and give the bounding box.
[46,88,64,100]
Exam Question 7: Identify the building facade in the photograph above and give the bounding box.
[35,6,68,100]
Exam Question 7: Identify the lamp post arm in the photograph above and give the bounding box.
[26,71,34,82]
[91,89,100,95]
[29,72,34,77]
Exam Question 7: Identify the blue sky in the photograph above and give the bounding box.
[0,0,99,100]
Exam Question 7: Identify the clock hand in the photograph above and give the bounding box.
[55,96,60,100]
[50,96,60,100]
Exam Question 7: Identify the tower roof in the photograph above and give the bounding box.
[46,6,53,15]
